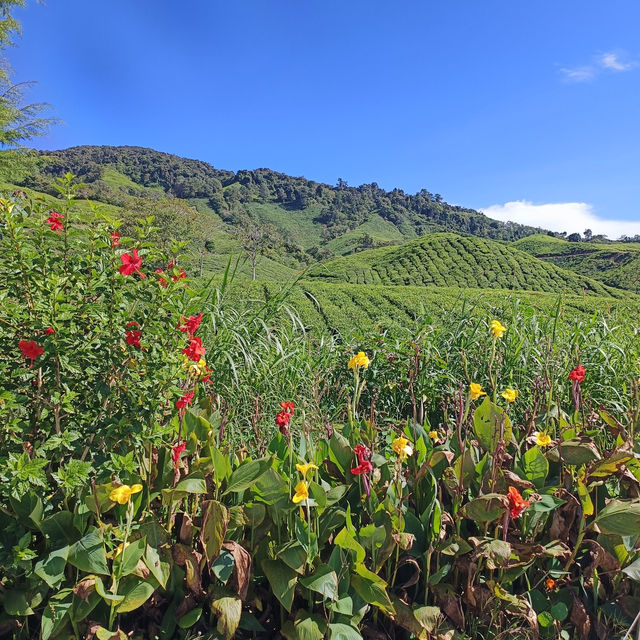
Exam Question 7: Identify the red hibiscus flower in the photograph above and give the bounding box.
[110,230,121,248]
[182,336,205,362]
[176,391,195,411]
[154,268,168,287]
[172,269,187,282]
[19,339,44,365]
[44,327,55,335]
[172,442,186,469]
[177,313,203,336]
[119,248,145,278]
[46,211,63,232]
[569,365,585,383]
[125,322,142,349]
[507,486,530,518]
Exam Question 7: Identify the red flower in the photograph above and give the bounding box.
[182,336,205,361]
[155,268,168,287]
[177,313,203,336]
[172,269,187,282]
[172,442,186,469]
[201,365,213,384]
[19,339,44,365]
[44,327,55,335]
[176,391,195,411]
[119,248,145,278]
[46,211,63,232]
[125,330,142,349]
[350,460,373,475]
[507,486,530,518]
[569,365,586,383]
[110,230,121,248]
[354,444,371,462]
[280,401,295,415]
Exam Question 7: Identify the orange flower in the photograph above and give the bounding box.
[507,486,530,518]
[545,577,556,590]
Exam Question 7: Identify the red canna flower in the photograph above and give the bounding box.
[119,248,145,277]
[176,391,195,411]
[353,444,371,463]
[280,401,295,414]
[110,230,121,248]
[507,486,530,518]
[172,269,187,282]
[19,339,44,365]
[182,336,205,361]
[569,365,585,383]
[172,442,186,469]
[46,210,63,232]
[350,460,373,475]
[44,327,55,335]
[155,268,168,287]
[201,364,213,384]
[177,313,203,336]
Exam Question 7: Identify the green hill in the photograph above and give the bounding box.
[514,234,640,292]
[305,232,621,296]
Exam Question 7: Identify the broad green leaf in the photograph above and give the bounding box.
[300,565,339,601]
[522,446,548,489]
[329,431,353,474]
[115,576,156,613]
[200,500,229,563]
[334,527,365,563]
[262,558,298,612]
[144,545,170,589]
[555,438,600,465]
[177,607,203,629]
[460,493,508,523]
[223,456,273,495]
[282,611,327,640]
[94,576,125,603]
[69,528,109,575]
[351,564,394,613]
[328,623,363,640]
[41,595,72,640]
[595,500,640,536]
[40,510,77,547]
[278,541,307,574]
[115,537,146,577]
[35,545,69,589]
[473,397,512,453]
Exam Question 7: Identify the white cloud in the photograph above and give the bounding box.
[599,52,634,72]
[481,201,640,240]
[558,50,636,82]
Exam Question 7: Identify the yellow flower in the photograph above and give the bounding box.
[183,357,207,378]
[296,462,319,478]
[392,436,413,459]
[501,388,518,402]
[113,541,130,558]
[292,480,309,504]
[348,351,370,370]
[469,383,487,400]
[109,484,143,505]
[490,320,506,339]
[535,432,553,447]
[428,431,438,441]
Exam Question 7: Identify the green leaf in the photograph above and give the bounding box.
[334,526,365,563]
[282,611,327,640]
[41,595,72,640]
[473,397,512,453]
[595,500,640,536]
[623,557,640,582]
[212,549,235,583]
[68,528,109,575]
[94,576,125,603]
[522,446,548,489]
[144,545,170,589]
[278,541,308,574]
[223,456,273,495]
[328,623,363,640]
[300,565,339,601]
[550,602,568,621]
[115,536,146,577]
[200,500,229,563]
[34,545,69,588]
[40,510,77,547]
[115,576,156,613]
[262,558,298,612]
[351,564,394,613]
[329,430,353,474]
[177,607,203,629]
[460,493,508,523]
[555,438,600,465]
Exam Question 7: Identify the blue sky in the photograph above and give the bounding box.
[10,0,640,237]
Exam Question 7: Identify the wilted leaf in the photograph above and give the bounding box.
[200,500,229,563]
[461,494,508,523]
[222,541,252,600]
[594,500,640,536]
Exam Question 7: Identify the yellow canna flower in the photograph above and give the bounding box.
[109,483,143,505]
[392,436,413,459]
[183,357,207,378]
[113,541,130,558]
[428,431,438,441]
[296,462,319,478]
[469,383,487,400]
[535,432,553,447]
[292,480,309,504]
[501,388,519,402]
[490,320,506,339]
[348,351,370,370]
